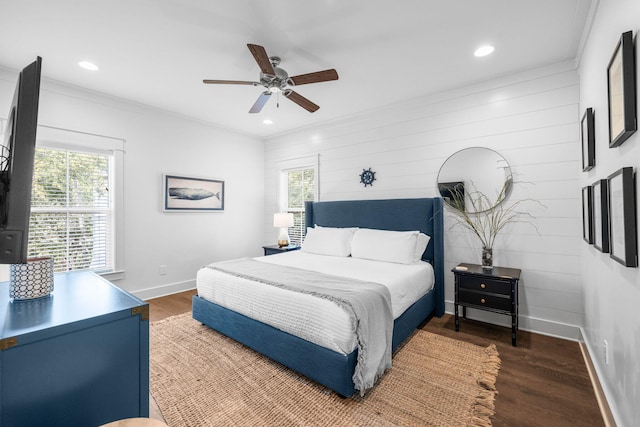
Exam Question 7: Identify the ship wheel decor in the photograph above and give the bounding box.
[359,168,376,187]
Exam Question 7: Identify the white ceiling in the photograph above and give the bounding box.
[0,0,593,138]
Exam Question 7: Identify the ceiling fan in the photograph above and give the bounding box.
[203,44,339,114]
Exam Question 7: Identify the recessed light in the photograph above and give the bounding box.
[78,61,99,71]
[263,119,273,125]
[474,45,495,57]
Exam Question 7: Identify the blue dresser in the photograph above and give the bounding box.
[0,271,149,427]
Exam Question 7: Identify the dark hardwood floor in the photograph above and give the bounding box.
[147,290,604,427]
[148,289,195,323]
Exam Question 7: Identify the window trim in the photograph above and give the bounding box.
[276,154,319,212]
[35,125,125,280]
[276,155,318,246]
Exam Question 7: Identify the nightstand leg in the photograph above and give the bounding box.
[454,304,460,332]
[512,314,517,346]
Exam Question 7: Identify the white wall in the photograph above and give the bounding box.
[578,0,640,425]
[0,66,265,298]
[264,60,582,339]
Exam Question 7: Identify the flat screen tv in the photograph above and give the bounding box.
[0,57,42,264]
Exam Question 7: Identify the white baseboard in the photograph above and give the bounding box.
[132,279,196,301]
[443,300,582,341]
[579,328,619,427]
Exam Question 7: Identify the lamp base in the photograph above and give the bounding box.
[277,239,290,248]
[277,227,290,248]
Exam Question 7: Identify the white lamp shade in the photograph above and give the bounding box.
[273,213,294,228]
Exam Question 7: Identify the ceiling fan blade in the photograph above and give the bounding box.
[203,79,258,85]
[249,91,272,114]
[289,69,339,86]
[247,44,275,76]
[284,90,320,113]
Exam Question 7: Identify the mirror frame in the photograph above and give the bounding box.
[437,147,513,213]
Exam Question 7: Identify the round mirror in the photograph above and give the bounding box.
[437,147,512,213]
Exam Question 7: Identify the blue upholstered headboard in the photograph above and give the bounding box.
[304,197,445,317]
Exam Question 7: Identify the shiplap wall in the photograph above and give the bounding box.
[264,60,581,339]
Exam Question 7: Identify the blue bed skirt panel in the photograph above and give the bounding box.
[193,294,358,397]
[391,289,435,351]
[193,288,435,397]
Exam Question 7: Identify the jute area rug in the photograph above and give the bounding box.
[150,313,500,427]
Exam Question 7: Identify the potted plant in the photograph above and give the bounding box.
[445,179,540,268]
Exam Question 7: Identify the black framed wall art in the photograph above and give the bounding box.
[582,185,593,244]
[592,179,610,253]
[581,108,595,171]
[607,167,637,267]
[607,31,637,148]
[163,174,225,212]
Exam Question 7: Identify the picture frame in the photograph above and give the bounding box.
[592,179,609,253]
[581,108,595,171]
[607,167,637,267]
[607,31,637,148]
[163,174,224,212]
[582,185,593,244]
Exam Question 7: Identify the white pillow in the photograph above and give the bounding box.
[414,233,432,262]
[351,228,419,264]
[301,226,357,257]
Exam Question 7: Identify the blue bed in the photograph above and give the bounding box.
[192,197,444,397]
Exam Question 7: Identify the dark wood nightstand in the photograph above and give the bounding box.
[262,245,301,256]
[452,263,521,346]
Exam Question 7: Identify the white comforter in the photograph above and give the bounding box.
[196,251,434,355]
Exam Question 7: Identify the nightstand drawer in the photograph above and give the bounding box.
[453,263,521,346]
[458,275,511,296]
[458,290,511,312]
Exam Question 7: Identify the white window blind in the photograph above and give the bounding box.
[278,155,318,246]
[28,147,114,273]
[284,167,315,245]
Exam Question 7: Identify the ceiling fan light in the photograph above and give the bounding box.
[268,86,280,93]
[474,45,495,57]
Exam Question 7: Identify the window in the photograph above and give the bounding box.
[278,155,318,246]
[26,126,124,277]
[29,147,113,273]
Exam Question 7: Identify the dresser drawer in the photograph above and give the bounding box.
[458,275,511,296]
[458,290,512,312]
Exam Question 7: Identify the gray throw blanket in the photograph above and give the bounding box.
[206,258,393,395]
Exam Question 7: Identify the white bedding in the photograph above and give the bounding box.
[196,251,434,355]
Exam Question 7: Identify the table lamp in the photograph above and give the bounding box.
[273,213,294,247]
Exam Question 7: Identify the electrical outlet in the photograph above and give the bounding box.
[159,265,167,275]
[603,339,609,365]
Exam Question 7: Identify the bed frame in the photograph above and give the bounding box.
[192,197,444,397]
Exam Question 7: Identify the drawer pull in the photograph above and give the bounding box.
[480,298,486,304]
[480,283,486,289]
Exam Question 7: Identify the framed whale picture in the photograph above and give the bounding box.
[164,174,225,211]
